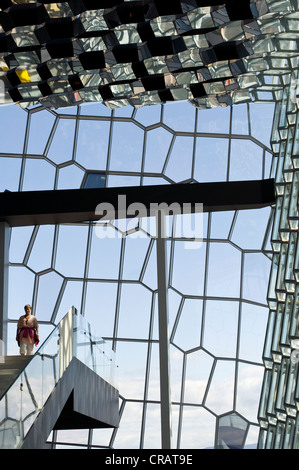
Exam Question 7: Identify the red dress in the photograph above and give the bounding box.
[17,315,39,345]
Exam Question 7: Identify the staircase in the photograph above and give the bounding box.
[0,307,119,449]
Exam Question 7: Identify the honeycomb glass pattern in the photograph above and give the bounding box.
[2,99,276,449]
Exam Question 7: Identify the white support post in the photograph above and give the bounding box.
[0,222,11,356]
[156,210,172,449]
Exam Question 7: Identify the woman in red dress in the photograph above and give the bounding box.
[16,304,39,356]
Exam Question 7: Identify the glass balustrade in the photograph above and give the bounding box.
[0,307,117,449]
[74,313,118,388]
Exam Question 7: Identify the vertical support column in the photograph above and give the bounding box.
[0,222,11,356]
[156,210,172,449]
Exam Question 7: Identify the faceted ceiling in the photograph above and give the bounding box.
[0,0,298,111]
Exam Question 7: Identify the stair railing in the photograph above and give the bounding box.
[0,307,117,449]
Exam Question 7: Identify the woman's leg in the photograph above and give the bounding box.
[27,344,34,355]
[20,342,34,355]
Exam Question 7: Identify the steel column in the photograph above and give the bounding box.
[0,222,10,356]
[156,210,172,449]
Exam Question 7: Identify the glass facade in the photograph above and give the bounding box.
[0,307,117,449]
[257,72,299,450]
[0,0,298,450]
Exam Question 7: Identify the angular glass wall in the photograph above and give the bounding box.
[257,75,299,450]
[2,99,275,448]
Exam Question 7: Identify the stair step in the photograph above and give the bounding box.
[0,356,31,369]
[0,356,32,400]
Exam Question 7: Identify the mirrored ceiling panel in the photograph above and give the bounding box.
[0,0,298,110]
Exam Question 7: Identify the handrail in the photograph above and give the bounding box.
[0,307,117,449]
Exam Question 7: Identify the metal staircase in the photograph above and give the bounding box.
[0,307,119,449]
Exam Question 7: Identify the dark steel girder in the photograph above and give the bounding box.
[0,179,275,227]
